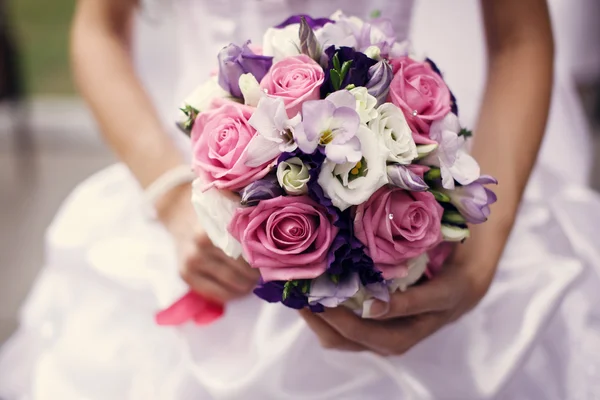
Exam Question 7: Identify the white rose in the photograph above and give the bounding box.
[368,103,417,164]
[277,157,310,195]
[177,77,234,127]
[238,73,262,107]
[318,125,388,211]
[349,87,378,124]
[180,77,232,113]
[388,254,429,293]
[191,178,242,259]
[263,24,302,62]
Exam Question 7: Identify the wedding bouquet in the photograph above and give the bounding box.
[161,11,496,323]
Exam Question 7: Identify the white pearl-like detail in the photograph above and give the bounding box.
[412,110,418,116]
[388,213,394,220]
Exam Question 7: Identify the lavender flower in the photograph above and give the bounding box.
[239,175,284,207]
[294,90,361,164]
[275,14,333,29]
[443,175,498,224]
[387,165,429,191]
[217,41,273,98]
[308,273,361,308]
[366,60,393,106]
[245,96,301,167]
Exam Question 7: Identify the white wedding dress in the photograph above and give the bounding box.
[2,1,600,399]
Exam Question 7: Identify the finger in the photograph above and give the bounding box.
[191,256,256,294]
[219,253,260,283]
[182,270,241,303]
[317,307,391,354]
[319,308,443,356]
[299,309,367,352]
[194,233,259,283]
[370,272,464,320]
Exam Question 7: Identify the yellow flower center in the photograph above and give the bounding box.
[319,130,334,145]
[350,161,362,175]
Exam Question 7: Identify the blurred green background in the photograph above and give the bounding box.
[10,0,75,94]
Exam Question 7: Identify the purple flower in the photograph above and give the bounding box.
[294,90,362,164]
[218,41,273,98]
[275,14,333,29]
[327,230,383,285]
[321,46,377,97]
[239,175,284,206]
[387,164,429,192]
[366,60,393,106]
[253,279,324,312]
[445,175,498,224]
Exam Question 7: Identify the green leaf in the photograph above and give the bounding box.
[301,280,310,294]
[424,168,441,181]
[340,60,353,81]
[282,282,291,301]
[430,190,451,203]
[330,70,342,91]
[331,274,340,284]
[370,9,382,19]
[345,84,356,90]
[458,128,473,138]
[332,53,341,72]
[443,210,467,225]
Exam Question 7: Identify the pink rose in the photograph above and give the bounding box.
[191,100,272,191]
[354,186,444,279]
[388,57,452,144]
[426,242,455,278]
[229,196,338,282]
[260,55,324,118]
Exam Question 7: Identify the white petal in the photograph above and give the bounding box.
[239,73,262,107]
[449,150,481,186]
[441,163,455,190]
[325,137,361,164]
[191,178,242,259]
[245,135,282,167]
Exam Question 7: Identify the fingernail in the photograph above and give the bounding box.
[362,299,388,319]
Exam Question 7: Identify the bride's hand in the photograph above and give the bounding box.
[158,185,260,303]
[300,254,496,355]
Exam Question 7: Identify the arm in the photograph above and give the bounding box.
[457,0,554,290]
[71,0,258,301]
[71,0,188,220]
[300,0,555,354]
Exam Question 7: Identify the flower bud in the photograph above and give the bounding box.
[238,73,262,107]
[277,157,310,195]
[386,164,428,192]
[441,224,470,242]
[240,175,284,206]
[366,60,393,106]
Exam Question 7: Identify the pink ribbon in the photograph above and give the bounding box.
[155,290,224,326]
